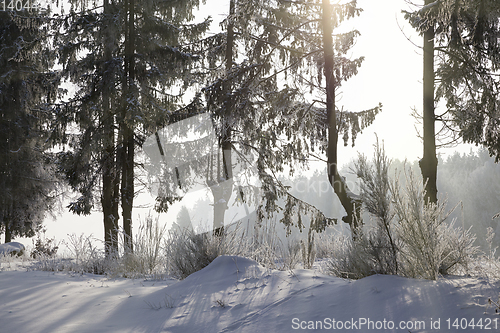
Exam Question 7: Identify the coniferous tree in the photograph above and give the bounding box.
[144,0,379,239]
[145,0,328,235]
[54,0,123,255]
[101,0,122,256]
[0,10,60,243]
[255,0,380,234]
[197,0,324,235]
[405,0,500,203]
[199,0,381,236]
[205,0,236,236]
[145,0,264,236]
[437,1,500,161]
[53,0,210,255]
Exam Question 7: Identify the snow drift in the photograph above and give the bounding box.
[1,255,499,332]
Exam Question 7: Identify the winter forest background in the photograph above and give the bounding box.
[1,0,500,283]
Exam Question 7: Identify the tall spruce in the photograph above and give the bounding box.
[257,0,380,234]
[199,0,381,236]
[436,1,500,161]
[53,0,209,255]
[0,10,59,242]
[199,0,326,235]
[323,0,363,232]
[209,0,235,236]
[101,0,121,255]
[405,0,500,203]
[54,0,124,255]
[121,0,136,252]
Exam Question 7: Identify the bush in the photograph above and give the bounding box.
[353,141,398,275]
[298,226,315,269]
[469,227,500,279]
[166,230,218,279]
[31,233,58,259]
[165,223,246,279]
[121,215,168,277]
[245,218,303,271]
[324,233,375,279]
[327,141,478,280]
[64,233,114,275]
[28,233,113,274]
[392,170,477,279]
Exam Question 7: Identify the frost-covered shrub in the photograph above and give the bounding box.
[164,219,301,278]
[165,224,245,279]
[327,141,400,279]
[300,230,316,269]
[315,232,336,259]
[63,233,115,275]
[121,215,168,277]
[31,234,58,258]
[470,227,500,279]
[324,232,374,279]
[28,233,114,275]
[392,170,477,280]
[326,142,478,280]
[245,218,301,271]
[352,142,398,275]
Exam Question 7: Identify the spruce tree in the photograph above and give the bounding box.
[0,10,59,243]
[405,0,500,203]
[198,0,381,236]
[144,0,380,239]
[53,0,210,255]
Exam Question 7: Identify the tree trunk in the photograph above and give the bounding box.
[4,222,12,243]
[121,0,135,253]
[102,0,119,257]
[322,0,362,236]
[213,0,235,237]
[420,0,438,204]
[121,126,134,252]
[102,112,119,257]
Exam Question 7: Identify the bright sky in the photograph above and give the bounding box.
[28,0,478,250]
[321,0,476,165]
[337,0,426,164]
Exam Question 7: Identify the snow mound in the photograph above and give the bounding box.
[182,255,264,289]
[188,256,259,278]
[0,242,25,256]
[1,255,499,333]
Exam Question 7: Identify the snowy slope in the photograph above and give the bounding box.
[0,256,499,333]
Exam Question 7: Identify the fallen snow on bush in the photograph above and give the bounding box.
[0,255,499,332]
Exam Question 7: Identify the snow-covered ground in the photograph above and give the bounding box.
[1,255,499,333]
